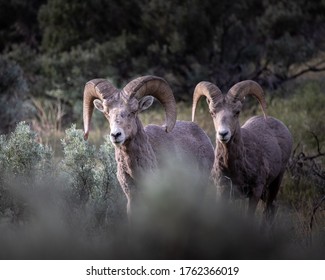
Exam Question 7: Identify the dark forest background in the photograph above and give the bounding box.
[1,0,325,134]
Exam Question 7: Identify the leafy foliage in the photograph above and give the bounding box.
[0,122,124,227]
[0,122,52,219]
[0,0,324,135]
[38,0,140,53]
[0,0,45,51]
[2,0,325,103]
[0,121,52,176]
[61,125,97,204]
[60,124,125,223]
[0,56,30,134]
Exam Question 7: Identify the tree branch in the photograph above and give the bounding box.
[310,195,325,232]
[287,65,325,81]
[301,132,325,161]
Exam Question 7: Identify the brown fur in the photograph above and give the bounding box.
[192,80,293,223]
[112,116,214,216]
[85,76,215,219]
[213,115,292,222]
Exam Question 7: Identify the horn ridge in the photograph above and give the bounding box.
[83,79,118,140]
[227,80,267,117]
[192,81,223,122]
[122,75,177,133]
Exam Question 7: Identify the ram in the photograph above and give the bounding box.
[83,75,214,217]
[192,80,293,223]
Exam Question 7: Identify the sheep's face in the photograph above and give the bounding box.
[94,96,154,146]
[210,101,242,144]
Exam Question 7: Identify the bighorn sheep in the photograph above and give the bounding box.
[192,80,293,222]
[83,75,214,216]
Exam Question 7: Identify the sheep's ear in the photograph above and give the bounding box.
[139,96,154,112]
[93,99,105,112]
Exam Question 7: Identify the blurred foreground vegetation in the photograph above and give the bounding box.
[0,83,324,258]
[0,0,324,259]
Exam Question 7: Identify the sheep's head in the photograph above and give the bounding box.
[192,80,267,144]
[83,76,177,146]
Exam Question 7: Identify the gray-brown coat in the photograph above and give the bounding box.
[83,76,214,217]
[192,80,293,222]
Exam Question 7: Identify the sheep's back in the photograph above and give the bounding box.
[242,116,293,177]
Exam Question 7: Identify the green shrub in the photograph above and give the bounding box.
[60,124,97,204]
[60,125,125,224]
[0,120,324,258]
[0,121,53,219]
[95,135,126,225]
[0,121,124,253]
[0,122,52,175]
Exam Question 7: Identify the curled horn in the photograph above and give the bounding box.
[226,80,267,118]
[83,79,118,140]
[122,75,177,132]
[192,81,223,122]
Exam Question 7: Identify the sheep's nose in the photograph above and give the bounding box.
[111,132,121,139]
[218,130,229,138]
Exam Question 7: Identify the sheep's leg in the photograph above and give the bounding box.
[126,198,132,218]
[248,196,259,215]
[264,172,284,224]
[247,184,264,216]
[118,171,136,221]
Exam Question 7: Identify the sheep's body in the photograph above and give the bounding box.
[83,76,214,217]
[192,80,293,222]
[116,120,214,213]
[213,116,292,217]
[146,121,214,168]
[241,116,292,185]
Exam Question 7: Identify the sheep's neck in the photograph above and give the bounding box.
[214,127,247,181]
[211,127,257,198]
[115,119,158,181]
